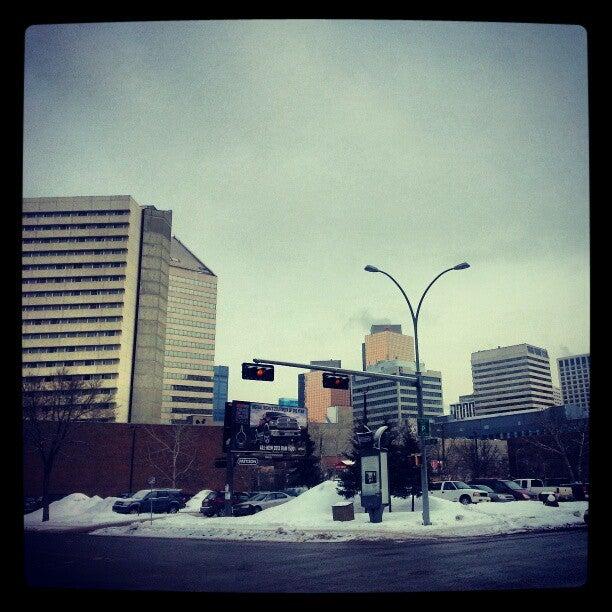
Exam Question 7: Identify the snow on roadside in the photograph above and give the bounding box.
[90,481,588,542]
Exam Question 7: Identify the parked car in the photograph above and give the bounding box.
[470,484,514,502]
[255,411,301,444]
[514,478,573,501]
[470,479,531,500]
[233,491,294,515]
[429,481,491,505]
[112,489,186,515]
[199,491,253,517]
[284,487,308,497]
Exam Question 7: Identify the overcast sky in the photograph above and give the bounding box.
[23,20,589,409]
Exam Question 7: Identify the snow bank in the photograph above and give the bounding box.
[91,480,588,542]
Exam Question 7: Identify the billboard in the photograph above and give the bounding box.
[225,401,308,455]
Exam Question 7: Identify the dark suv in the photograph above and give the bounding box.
[469,479,531,501]
[256,411,300,444]
[200,491,252,517]
[112,489,186,515]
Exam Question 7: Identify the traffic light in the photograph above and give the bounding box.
[322,372,350,389]
[242,362,274,381]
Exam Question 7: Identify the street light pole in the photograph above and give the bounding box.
[364,262,469,526]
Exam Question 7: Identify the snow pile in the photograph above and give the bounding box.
[183,490,213,512]
[24,493,141,531]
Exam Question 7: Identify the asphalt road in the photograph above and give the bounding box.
[23,528,588,592]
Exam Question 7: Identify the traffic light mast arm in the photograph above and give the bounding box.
[252,358,418,386]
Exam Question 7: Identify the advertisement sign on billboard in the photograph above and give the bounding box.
[228,401,308,455]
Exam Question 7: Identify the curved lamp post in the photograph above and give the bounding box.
[364,262,470,526]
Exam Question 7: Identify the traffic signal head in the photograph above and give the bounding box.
[322,372,350,390]
[242,362,274,381]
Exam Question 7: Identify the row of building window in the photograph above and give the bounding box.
[475,380,553,394]
[23,372,119,383]
[165,349,214,360]
[23,262,126,271]
[559,356,590,367]
[23,235,129,244]
[23,275,126,284]
[165,339,215,351]
[23,316,123,326]
[23,222,129,231]
[166,317,215,330]
[353,396,442,410]
[23,330,121,340]
[164,373,214,383]
[23,289,125,298]
[472,359,550,376]
[165,327,215,340]
[22,249,128,258]
[169,275,216,289]
[473,354,550,370]
[474,371,553,387]
[162,396,213,404]
[168,285,216,299]
[474,391,553,404]
[167,306,215,319]
[167,294,216,309]
[23,303,123,312]
[23,210,130,218]
[24,344,121,354]
[526,346,548,357]
[170,408,213,415]
[23,358,120,368]
[164,361,214,372]
[162,384,214,393]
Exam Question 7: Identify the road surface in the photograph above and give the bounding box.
[24,528,588,592]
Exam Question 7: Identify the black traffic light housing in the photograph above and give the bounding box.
[242,362,274,381]
[322,372,350,389]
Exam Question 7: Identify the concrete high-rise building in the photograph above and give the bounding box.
[352,360,444,429]
[362,325,415,369]
[22,196,218,425]
[22,196,172,423]
[471,344,555,417]
[212,366,229,423]
[552,386,563,406]
[161,237,217,424]
[557,353,590,411]
[298,360,351,423]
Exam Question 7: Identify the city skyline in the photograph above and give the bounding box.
[23,21,590,408]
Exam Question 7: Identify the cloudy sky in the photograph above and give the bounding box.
[23,20,589,408]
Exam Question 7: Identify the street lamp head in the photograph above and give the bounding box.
[364,265,380,273]
[454,262,470,270]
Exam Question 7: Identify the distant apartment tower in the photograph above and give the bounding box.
[22,196,172,423]
[471,344,555,417]
[212,366,229,423]
[552,386,563,406]
[298,360,351,423]
[557,353,590,411]
[352,360,444,429]
[450,394,476,420]
[161,237,217,424]
[362,325,415,370]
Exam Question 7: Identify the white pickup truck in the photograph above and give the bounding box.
[429,481,491,505]
[514,479,573,501]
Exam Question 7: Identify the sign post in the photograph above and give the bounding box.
[148,476,155,524]
[359,426,389,523]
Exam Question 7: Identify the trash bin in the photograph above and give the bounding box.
[332,501,355,521]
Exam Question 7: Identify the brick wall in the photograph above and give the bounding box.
[23,422,253,497]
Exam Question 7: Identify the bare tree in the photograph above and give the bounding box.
[522,411,589,482]
[143,424,198,488]
[450,438,508,481]
[22,368,113,522]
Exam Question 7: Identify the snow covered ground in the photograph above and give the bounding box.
[86,481,588,542]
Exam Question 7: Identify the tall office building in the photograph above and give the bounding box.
[299,360,351,423]
[449,394,476,420]
[557,353,590,411]
[22,196,218,424]
[22,196,172,423]
[161,237,217,424]
[362,325,415,369]
[212,366,229,424]
[471,344,555,417]
[352,360,444,429]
